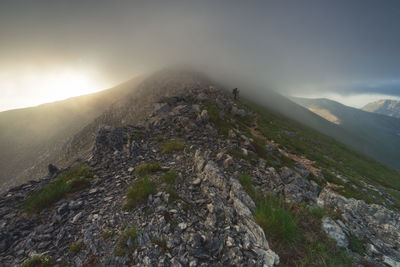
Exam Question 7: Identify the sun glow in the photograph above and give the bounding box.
[36,70,104,101]
[0,66,109,112]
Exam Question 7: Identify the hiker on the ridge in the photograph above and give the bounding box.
[232,88,239,100]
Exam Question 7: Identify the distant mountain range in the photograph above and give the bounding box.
[362,99,400,118]
[292,97,400,169]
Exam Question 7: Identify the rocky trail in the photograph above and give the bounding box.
[1,86,400,266]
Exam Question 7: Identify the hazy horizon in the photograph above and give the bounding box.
[1,1,400,111]
[2,71,400,112]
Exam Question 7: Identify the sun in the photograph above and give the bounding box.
[39,69,104,101]
[0,66,110,111]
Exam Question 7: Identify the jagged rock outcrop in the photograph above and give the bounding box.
[318,188,400,266]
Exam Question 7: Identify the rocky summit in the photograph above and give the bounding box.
[1,83,400,266]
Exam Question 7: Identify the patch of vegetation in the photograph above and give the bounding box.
[19,254,54,267]
[69,242,84,255]
[82,255,102,267]
[386,188,400,202]
[169,218,178,231]
[385,189,400,209]
[321,170,379,205]
[348,235,366,255]
[203,102,233,137]
[123,176,156,210]
[251,138,268,159]
[161,170,178,184]
[134,162,161,176]
[151,236,168,252]
[307,206,326,220]
[238,173,255,198]
[166,185,179,203]
[227,148,256,162]
[101,230,115,240]
[297,238,352,267]
[144,208,153,215]
[160,140,185,153]
[114,225,138,257]
[237,97,400,209]
[22,164,94,213]
[254,195,299,244]
[155,135,167,142]
[130,130,145,140]
[238,173,353,266]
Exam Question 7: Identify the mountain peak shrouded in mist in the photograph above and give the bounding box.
[362,99,400,118]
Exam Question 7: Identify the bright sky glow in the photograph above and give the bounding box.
[292,92,400,108]
[0,66,111,111]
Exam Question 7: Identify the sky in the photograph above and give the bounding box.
[0,0,400,111]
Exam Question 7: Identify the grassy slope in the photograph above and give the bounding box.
[237,97,400,208]
[293,97,400,169]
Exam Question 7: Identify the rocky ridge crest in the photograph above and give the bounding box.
[1,85,400,266]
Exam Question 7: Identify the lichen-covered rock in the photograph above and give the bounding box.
[321,216,348,248]
[318,188,400,264]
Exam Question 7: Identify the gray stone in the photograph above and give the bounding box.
[321,216,348,248]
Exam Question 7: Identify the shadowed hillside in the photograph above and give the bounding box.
[292,97,400,169]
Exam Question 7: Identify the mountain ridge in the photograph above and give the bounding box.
[362,99,400,118]
[1,79,400,266]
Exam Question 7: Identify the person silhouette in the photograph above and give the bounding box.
[232,88,239,100]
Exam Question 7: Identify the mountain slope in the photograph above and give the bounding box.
[292,97,400,169]
[362,99,400,118]
[0,70,210,192]
[0,75,145,191]
[1,80,399,266]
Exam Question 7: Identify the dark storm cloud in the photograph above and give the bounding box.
[0,0,400,97]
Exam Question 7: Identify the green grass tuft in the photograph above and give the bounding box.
[123,176,156,210]
[166,185,179,203]
[22,164,94,213]
[254,195,299,244]
[161,170,178,184]
[238,173,255,197]
[155,135,167,142]
[348,235,366,255]
[151,236,168,252]
[203,102,233,137]
[101,230,115,240]
[134,162,161,176]
[227,148,256,162]
[114,225,137,257]
[237,172,353,266]
[19,254,54,267]
[307,206,326,220]
[69,242,84,255]
[160,140,185,153]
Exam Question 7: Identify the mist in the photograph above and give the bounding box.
[1,0,400,110]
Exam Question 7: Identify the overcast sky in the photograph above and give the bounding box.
[1,0,400,110]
